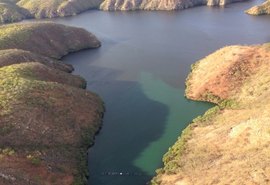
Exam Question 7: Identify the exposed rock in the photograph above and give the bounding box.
[17,0,103,18]
[100,0,246,11]
[152,44,270,184]
[246,0,270,15]
[0,22,101,59]
[0,0,32,24]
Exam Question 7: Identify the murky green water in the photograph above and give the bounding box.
[40,0,270,184]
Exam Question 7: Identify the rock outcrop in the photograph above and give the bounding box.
[152,44,270,184]
[100,0,246,11]
[0,22,104,185]
[246,0,270,15]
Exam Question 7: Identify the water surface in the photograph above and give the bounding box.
[43,1,270,184]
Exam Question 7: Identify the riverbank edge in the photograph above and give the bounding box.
[0,22,105,185]
[1,0,251,25]
[150,44,270,184]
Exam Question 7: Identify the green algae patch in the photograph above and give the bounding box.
[152,44,270,184]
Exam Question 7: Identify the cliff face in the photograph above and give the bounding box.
[152,44,270,184]
[245,0,270,15]
[100,0,245,11]
[0,23,104,185]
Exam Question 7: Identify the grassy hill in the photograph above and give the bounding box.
[152,44,270,184]
[0,22,104,185]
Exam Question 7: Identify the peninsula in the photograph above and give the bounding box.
[0,22,104,185]
[152,44,270,184]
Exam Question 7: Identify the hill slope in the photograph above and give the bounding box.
[246,0,270,15]
[18,0,103,18]
[0,0,32,24]
[0,22,101,59]
[0,22,104,185]
[152,44,270,185]
[100,0,246,11]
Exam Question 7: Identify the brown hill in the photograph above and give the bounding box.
[152,44,270,185]
[0,22,104,185]
[0,22,101,59]
[100,0,246,11]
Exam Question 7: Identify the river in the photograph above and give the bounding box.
[41,0,270,184]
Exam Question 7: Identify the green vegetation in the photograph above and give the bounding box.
[1,148,15,156]
[0,0,31,24]
[27,154,42,166]
[0,22,103,184]
[0,22,101,59]
[152,44,270,184]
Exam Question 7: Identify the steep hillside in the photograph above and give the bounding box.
[0,49,74,72]
[100,0,246,11]
[152,44,270,184]
[18,0,103,18]
[0,22,104,185]
[246,0,270,15]
[0,0,32,24]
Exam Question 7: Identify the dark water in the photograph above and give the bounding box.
[34,0,270,184]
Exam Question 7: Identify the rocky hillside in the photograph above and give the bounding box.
[246,0,270,15]
[0,22,104,185]
[0,0,32,24]
[152,44,270,184]
[0,0,103,24]
[18,0,103,19]
[100,0,246,11]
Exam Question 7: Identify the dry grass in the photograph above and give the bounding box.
[153,44,270,185]
[0,0,32,24]
[18,0,102,18]
[0,22,104,185]
[246,0,270,15]
[0,22,101,59]
[0,61,104,185]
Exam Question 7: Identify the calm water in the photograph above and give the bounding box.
[38,0,270,184]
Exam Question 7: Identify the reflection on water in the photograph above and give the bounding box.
[44,0,270,184]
